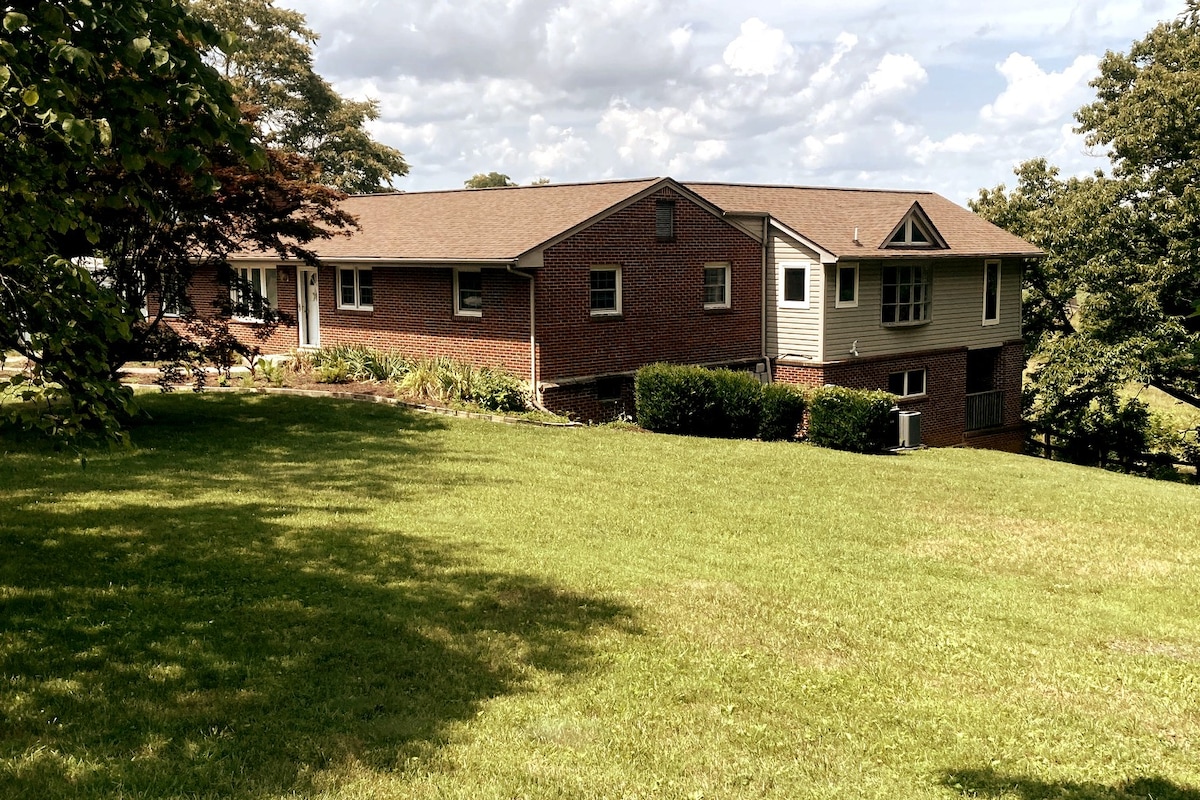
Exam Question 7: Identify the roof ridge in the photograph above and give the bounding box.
[347,177,664,199]
[684,181,936,196]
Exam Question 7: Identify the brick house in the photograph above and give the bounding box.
[197,177,1039,449]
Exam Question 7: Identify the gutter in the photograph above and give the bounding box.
[761,215,772,382]
[506,265,543,408]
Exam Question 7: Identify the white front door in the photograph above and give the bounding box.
[297,267,320,348]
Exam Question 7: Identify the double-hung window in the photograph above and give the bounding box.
[338,267,373,311]
[888,369,926,397]
[703,262,730,309]
[455,269,483,316]
[161,275,192,318]
[881,264,931,325]
[982,259,1000,325]
[230,266,278,321]
[590,266,621,316]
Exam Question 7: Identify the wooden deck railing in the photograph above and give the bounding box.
[965,390,1004,431]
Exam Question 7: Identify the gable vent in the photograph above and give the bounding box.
[656,200,675,241]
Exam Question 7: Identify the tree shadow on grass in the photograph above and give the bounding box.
[941,768,1200,800]
[0,394,638,799]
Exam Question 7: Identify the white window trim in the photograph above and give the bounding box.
[590,265,622,316]
[887,217,936,248]
[454,268,483,317]
[890,368,927,398]
[337,267,373,312]
[778,261,811,310]
[982,259,1001,326]
[703,262,731,310]
[835,262,859,309]
[230,266,278,323]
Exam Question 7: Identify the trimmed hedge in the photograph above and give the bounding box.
[634,363,763,438]
[635,364,894,451]
[807,386,896,453]
[758,383,807,442]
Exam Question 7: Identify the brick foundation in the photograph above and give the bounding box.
[773,340,1024,449]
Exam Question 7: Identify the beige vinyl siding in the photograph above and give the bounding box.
[769,233,823,360]
[822,258,1021,361]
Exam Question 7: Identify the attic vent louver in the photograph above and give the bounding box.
[656,200,675,241]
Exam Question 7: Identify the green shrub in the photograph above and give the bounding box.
[470,368,528,412]
[634,363,762,438]
[258,359,286,388]
[314,360,350,384]
[759,383,807,441]
[807,386,896,453]
[710,369,764,438]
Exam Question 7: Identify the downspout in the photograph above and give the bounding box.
[506,265,544,408]
[762,216,773,382]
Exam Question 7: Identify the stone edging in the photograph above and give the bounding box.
[124,383,583,428]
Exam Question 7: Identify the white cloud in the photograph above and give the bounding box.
[850,53,928,110]
[980,53,1100,127]
[908,132,988,166]
[526,114,591,176]
[278,0,1179,201]
[722,18,796,77]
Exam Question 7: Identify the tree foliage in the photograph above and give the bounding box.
[464,172,516,189]
[1,0,355,445]
[1,0,254,442]
[191,0,409,194]
[972,2,1200,464]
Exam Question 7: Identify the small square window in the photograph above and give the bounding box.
[590,266,621,315]
[779,262,810,308]
[703,263,730,309]
[888,369,926,397]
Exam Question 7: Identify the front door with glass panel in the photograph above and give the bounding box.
[298,267,320,348]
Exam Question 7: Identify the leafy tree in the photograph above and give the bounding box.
[1,0,253,442]
[973,2,1200,464]
[1,0,353,445]
[465,172,516,189]
[191,0,408,194]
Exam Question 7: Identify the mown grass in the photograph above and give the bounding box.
[2,393,1199,800]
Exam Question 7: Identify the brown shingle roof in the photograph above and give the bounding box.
[239,177,1039,262]
[685,182,1041,259]
[292,178,664,261]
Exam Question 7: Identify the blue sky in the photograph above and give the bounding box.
[286,0,1181,203]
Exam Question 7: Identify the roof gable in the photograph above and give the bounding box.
[881,202,948,250]
[685,182,1041,260]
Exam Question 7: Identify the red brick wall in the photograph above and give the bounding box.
[536,188,763,381]
[174,264,533,376]
[821,349,968,447]
[542,379,635,424]
[155,266,298,353]
[773,340,1026,449]
[314,266,532,376]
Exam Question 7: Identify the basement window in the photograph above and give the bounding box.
[888,369,926,398]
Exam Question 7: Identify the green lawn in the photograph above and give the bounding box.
[2,393,1199,800]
